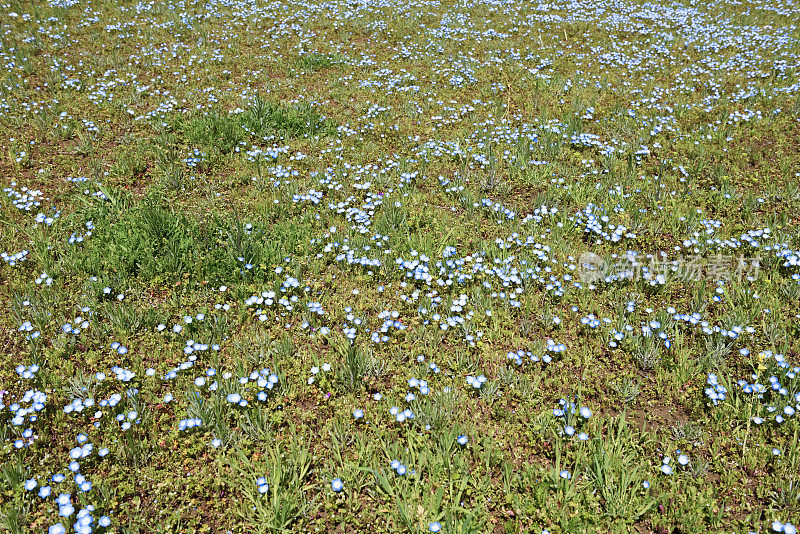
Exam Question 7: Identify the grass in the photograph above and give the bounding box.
[0,0,799,532]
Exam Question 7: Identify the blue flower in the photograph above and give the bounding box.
[457,435,468,446]
[429,522,441,532]
[331,478,344,492]
[773,521,797,534]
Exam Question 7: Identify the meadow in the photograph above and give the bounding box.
[1,0,799,532]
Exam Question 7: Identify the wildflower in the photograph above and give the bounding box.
[457,435,468,445]
[559,470,571,480]
[774,521,798,534]
[331,478,344,492]
[429,522,442,533]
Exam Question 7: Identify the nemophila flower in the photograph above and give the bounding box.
[580,407,592,419]
[559,470,571,480]
[59,503,75,517]
[578,432,589,441]
[643,481,650,489]
[48,524,66,534]
[99,516,111,527]
[24,478,37,490]
[429,522,442,533]
[774,521,798,534]
[678,454,690,466]
[396,464,407,475]
[331,478,344,492]
[457,435,468,445]
[353,409,364,420]
[39,485,51,498]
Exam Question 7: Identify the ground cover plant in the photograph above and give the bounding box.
[1,0,799,532]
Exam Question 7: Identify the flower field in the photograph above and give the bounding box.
[1,0,800,532]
